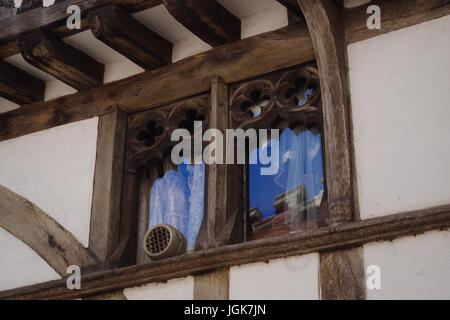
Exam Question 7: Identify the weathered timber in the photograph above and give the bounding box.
[19,31,104,90]
[0,60,45,105]
[1,204,450,300]
[162,0,240,47]
[0,23,314,142]
[88,5,172,69]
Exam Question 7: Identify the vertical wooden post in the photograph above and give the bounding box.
[194,269,230,300]
[297,0,365,299]
[297,0,353,226]
[197,77,244,249]
[320,247,366,300]
[89,109,127,266]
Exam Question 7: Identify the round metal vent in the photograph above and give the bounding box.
[143,224,187,260]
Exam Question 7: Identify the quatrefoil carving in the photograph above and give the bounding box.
[137,121,164,147]
[126,95,209,171]
[230,66,322,130]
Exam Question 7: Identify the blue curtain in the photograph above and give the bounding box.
[149,163,205,251]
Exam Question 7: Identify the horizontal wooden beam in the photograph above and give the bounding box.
[344,0,450,44]
[88,5,172,69]
[0,0,163,58]
[162,0,240,46]
[0,23,314,142]
[2,204,450,300]
[0,60,45,105]
[19,31,104,90]
[1,0,447,59]
[0,0,163,43]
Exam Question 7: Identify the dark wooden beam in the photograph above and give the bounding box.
[0,0,163,43]
[0,185,99,276]
[0,23,314,142]
[0,0,164,58]
[0,60,45,105]
[1,0,448,59]
[1,204,450,300]
[197,77,243,249]
[298,0,353,225]
[193,269,230,300]
[162,0,241,46]
[276,0,303,16]
[88,5,172,69]
[89,110,127,265]
[320,247,366,299]
[17,0,42,13]
[19,31,104,90]
[343,0,450,44]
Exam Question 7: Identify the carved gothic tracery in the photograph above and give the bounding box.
[126,95,209,171]
[230,65,321,130]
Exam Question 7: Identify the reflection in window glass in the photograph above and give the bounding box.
[249,127,324,240]
[149,163,205,250]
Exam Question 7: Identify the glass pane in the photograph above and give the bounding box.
[149,162,205,251]
[248,127,324,240]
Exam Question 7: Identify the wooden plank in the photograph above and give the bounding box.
[0,23,314,142]
[298,0,353,225]
[89,110,127,265]
[117,171,139,267]
[135,168,157,265]
[0,60,45,105]
[2,203,450,300]
[83,290,127,300]
[88,5,172,69]
[162,0,240,46]
[193,269,230,300]
[1,0,447,58]
[197,77,243,249]
[19,31,104,90]
[0,0,163,58]
[0,185,99,276]
[0,0,163,43]
[344,0,450,44]
[320,247,366,300]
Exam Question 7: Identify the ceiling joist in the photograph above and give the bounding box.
[0,0,164,58]
[88,5,172,69]
[0,59,45,105]
[19,31,104,90]
[162,0,241,47]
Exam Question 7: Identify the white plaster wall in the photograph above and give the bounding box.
[124,277,194,300]
[348,16,450,219]
[0,118,99,247]
[229,254,319,300]
[218,0,288,39]
[364,230,450,300]
[0,228,61,291]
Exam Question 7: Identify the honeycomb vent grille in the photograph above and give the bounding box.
[146,226,171,254]
[143,224,187,260]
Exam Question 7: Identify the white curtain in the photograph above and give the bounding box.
[149,163,205,251]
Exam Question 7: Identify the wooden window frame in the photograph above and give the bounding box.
[2,0,450,300]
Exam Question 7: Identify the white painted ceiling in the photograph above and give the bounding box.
[0,0,288,110]
[217,0,284,18]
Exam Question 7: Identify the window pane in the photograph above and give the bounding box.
[149,163,205,251]
[249,127,324,240]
